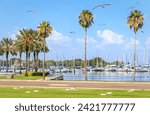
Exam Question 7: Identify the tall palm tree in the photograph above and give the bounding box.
[37,21,53,80]
[14,40,24,74]
[16,29,36,76]
[30,30,43,72]
[127,10,144,71]
[0,43,4,71]
[1,38,13,72]
[78,10,94,80]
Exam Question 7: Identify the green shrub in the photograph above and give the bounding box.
[22,71,49,76]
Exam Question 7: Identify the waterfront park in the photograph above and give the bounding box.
[0,0,150,98]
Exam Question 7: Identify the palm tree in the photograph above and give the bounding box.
[0,43,4,71]
[30,30,43,72]
[1,38,13,72]
[127,10,144,72]
[16,29,36,76]
[37,21,53,80]
[14,40,24,74]
[78,10,94,80]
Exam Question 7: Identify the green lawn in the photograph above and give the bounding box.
[0,87,150,98]
[0,75,43,80]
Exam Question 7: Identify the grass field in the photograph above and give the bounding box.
[0,87,150,98]
[0,75,43,80]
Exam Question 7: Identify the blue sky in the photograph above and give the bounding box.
[0,0,150,64]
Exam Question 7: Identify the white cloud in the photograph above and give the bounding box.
[97,30,124,44]
[47,30,71,45]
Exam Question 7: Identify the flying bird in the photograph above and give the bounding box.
[128,7,135,11]
[26,10,38,14]
[141,31,144,33]
[98,24,106,26]
[92,4,111,10]
[69,31,76,34]
[136,1,140,5]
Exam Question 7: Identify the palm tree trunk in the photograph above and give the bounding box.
[19,52,22,74]
[25,49,28,76]
[134,32,136,68]
[35,51,39,72]
[34,51,36,72]
[43,38,46,80]
[34,51,38,72]
[37,52,40,71]
[6,52,8,72]
[133,32,136,81]
[84,28,87,81]
[28,52,30,71]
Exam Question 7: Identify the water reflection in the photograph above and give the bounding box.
[63,71,150,82]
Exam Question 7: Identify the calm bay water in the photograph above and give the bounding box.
[62,71,150,82]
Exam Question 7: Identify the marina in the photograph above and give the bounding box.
[47,65,150,82]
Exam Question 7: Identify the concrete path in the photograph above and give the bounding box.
[0,80,150,90]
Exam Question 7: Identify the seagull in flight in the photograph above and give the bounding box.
[136,1,140,5]
[98,24,106,26]
[92,4,111,10]
[141,31,144,33]
[69,31,76,34]
[128,7,135,11]
[26,10,38,14]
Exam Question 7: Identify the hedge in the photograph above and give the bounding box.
[22,71,49,76]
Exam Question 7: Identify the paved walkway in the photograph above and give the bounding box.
[0,80,150,90]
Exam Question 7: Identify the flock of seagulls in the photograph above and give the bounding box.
[25,1,142,35]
